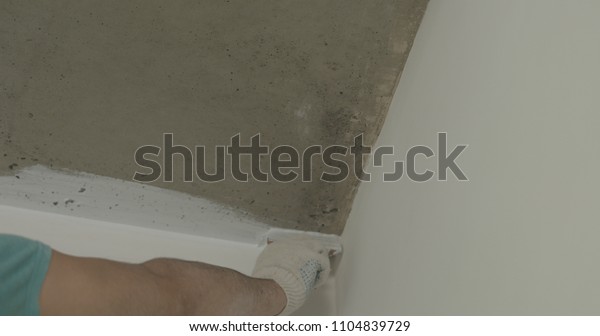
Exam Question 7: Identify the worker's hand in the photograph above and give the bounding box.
[252,237,332,315]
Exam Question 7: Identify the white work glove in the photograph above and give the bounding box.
[252,238,331,315]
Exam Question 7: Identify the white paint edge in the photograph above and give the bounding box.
[0,165,270,244]
[0,204,263,273]
[265,228,343,255]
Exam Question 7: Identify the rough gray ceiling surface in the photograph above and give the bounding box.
[1,0,428,234]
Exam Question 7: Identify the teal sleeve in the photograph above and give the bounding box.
[0,234,52,316]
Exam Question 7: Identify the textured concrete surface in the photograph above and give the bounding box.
[0,0,427,234]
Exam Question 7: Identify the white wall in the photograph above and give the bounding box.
[336,0,600,315]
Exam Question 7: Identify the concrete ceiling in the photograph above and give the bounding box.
[0,0,427,234]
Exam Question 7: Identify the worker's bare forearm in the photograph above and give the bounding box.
[39,251,285,316]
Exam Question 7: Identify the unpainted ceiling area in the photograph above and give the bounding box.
[0,0,428,234]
